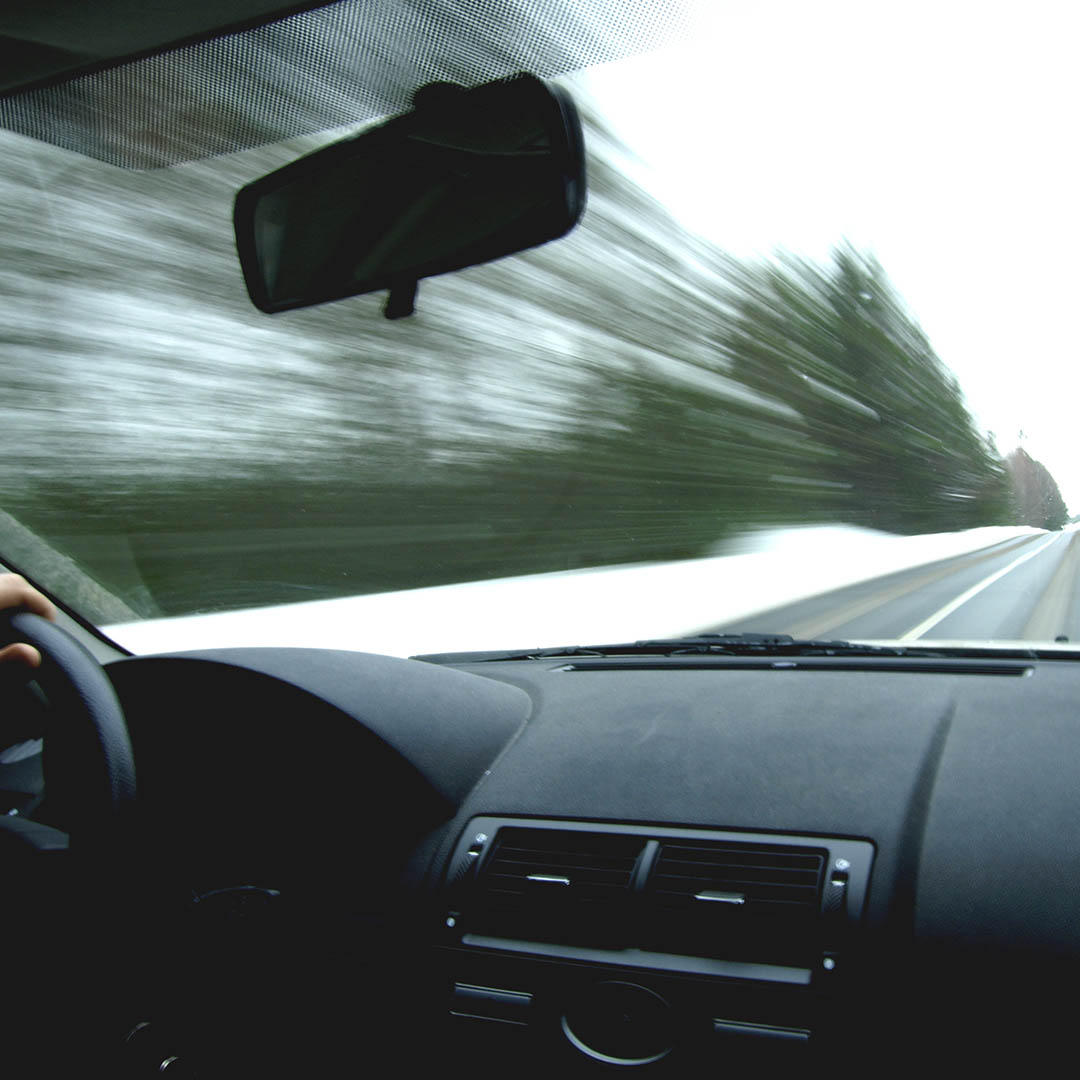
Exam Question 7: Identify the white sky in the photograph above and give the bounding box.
[585,0,1080,509]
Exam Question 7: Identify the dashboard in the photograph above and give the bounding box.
[45,644,1074,1075]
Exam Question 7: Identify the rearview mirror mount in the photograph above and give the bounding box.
[234,74,586,318]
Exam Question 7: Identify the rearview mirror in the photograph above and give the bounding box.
[234,74,585,318]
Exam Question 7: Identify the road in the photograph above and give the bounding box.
[709,527,1080,644]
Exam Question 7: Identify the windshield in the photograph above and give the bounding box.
[2,2,1076,656]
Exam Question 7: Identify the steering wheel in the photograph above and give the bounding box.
[1,611,136,850]
[0,612,144,1068]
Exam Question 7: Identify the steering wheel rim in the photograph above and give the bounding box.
[3,611,136,850]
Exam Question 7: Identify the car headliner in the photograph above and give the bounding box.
[0,1,691,168]
[1,1,335,94]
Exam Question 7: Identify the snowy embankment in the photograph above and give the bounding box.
[104,524,1046,657]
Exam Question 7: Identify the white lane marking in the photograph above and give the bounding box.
[901,535,1063,640]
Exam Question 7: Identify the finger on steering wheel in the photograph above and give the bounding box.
[0,574,57,667]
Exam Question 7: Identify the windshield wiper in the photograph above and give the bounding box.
[416,634,1054,665]
[526,634,906,659]
[419,634,919,663]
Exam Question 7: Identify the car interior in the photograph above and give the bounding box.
[2,2,1078,1076]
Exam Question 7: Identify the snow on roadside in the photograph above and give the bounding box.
[104,523,1046,657]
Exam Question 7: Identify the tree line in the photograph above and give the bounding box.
[1006,448,1068,531]
[0,101,1068,618]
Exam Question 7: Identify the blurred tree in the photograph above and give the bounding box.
[0,103,1022,614]
[717,243,1013,533]
[1006,448,1068,530]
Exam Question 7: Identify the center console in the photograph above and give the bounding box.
[431,817,874,1071]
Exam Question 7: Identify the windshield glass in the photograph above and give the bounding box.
[2,2,1076,655]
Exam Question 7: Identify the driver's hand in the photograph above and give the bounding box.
[0,574,57,668]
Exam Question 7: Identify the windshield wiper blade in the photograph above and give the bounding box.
[570,634,906,657]
[415,635,1048,664]
[633,633,908,654]
[436,634,913,662]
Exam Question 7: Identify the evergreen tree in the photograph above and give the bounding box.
[1006,448,1068,530]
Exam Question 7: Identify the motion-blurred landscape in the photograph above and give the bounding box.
[0,103,1068,623]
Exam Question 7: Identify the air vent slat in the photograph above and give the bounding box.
[491,865,636,877]
[659,856,822,873]
[658,846,824,870]
[654,867,821,886]
[497,847,638,869]
[657,879,816,891]
[488,867,633,882]
[655,894,818,909]
[653,884,820,900]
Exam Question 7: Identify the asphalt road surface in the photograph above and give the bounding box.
[711,527,1080,644]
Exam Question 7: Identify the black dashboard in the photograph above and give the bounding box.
[87,647,1080,1074]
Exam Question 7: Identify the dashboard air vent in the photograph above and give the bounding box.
[643,839,827,962]
[471,827,645,946]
